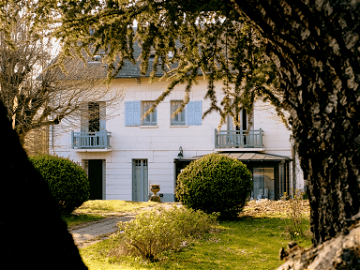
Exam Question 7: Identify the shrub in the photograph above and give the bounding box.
[176,153,252,219]
[282,189,309,240]
[29,155,89,215]
[115,205,218,261]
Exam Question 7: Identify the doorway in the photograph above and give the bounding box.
[88,159,104,200]
[132,159,148,201]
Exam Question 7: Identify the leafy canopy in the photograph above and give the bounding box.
[31,0,287,128]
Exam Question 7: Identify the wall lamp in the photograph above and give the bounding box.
[177,146,183,160]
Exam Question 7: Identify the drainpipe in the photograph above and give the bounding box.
[290,135,296,196]
[51,124,55,154]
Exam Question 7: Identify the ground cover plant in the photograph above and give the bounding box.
[176,153,252,219]
[79,200,311,269]
[113,205,217,262]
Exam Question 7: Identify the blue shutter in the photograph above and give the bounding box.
[125,101,141,126]
[133,101,141,126]
[186,102,195,125]
[125,101,134,126]
[152,108,157,125]
[186,101,202,125]
[194,101,202,125]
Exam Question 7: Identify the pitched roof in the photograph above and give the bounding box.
[55,39,198,80]
[114,43,166,78]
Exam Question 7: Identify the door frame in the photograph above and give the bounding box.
[83,159,106,200]
[132,159,149,201]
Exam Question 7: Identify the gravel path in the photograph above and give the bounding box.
[69,213,136,248]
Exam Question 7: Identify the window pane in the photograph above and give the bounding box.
[152,109,157,123]
[142,101,156,125]
[171,100,185,125]
[252,167,275,200]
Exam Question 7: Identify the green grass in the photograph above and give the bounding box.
[63,213,105,228]
[74,200,158,214]
[79,215,312,270]
[64,200,159,228]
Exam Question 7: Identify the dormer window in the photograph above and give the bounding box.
[89,55,102,63]
[149,50,156,61]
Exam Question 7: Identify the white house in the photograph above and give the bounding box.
[50,48,305,202]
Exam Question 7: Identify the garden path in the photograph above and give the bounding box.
[69,203,177,248]
[69,213,136,248]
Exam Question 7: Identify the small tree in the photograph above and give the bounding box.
[0,7,124,147]
[176,153,252,219]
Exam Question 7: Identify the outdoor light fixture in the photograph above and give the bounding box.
[177,146,183,160]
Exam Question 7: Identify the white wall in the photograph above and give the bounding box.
[52,77,303,200]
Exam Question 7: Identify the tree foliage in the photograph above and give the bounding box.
[0,2,124,145]
[3,0,360,249]
[43,0,286,129]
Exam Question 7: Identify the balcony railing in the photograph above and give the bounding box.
[215,129,263,148]
[71,131,111,149]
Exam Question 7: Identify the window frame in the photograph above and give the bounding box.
[170,100,186,126]
[141,101,157,126]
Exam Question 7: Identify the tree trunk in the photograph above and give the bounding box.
[0,99,87,269]
[228,0,360,245]
[277,218,360,269]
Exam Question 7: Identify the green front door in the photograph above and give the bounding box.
[88,159,103,200]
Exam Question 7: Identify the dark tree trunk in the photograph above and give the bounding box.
[0,100,87,269]
[228,0,360,246]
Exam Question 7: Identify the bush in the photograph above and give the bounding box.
[282,189,310,240]
[176,153,252,219]
[29,155,90,215]
[115,206,218,262]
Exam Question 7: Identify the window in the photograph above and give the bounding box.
[88,102,100,132]
[149,49,156,61]
[253,167,275,200]
[125,101,156,126]
[88,55,102,63]
[142,101,157,125]
[227,109,248,130]
[125,100,202,127]
[81,101,106,132]
[171,101,185,125]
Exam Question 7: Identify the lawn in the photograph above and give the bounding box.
[74,200,158,214]
[63,213,104,227]
[79,200,312,270]
[64,200,158,227]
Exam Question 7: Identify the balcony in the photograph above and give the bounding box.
[215,129,264,150]
[71,131,111,151]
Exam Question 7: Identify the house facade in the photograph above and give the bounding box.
[51,66,305,202]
